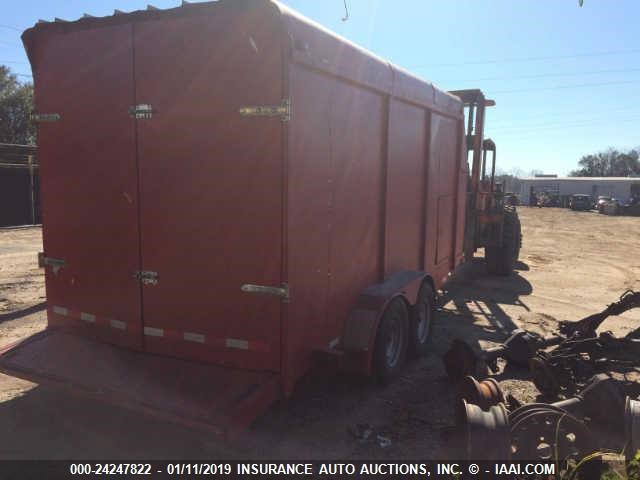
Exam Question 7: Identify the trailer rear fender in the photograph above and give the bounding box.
[341,270,433,374]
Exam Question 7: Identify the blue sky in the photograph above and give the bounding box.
[2,0,640,176]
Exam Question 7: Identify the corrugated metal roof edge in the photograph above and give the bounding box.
[273,1,462,110]
[23,0,464,115]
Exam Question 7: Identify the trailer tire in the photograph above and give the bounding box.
[409,281,435,357]
[486,207,521,276]
[373,297,409,384]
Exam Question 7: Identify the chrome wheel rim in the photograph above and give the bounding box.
[416,301,431,343]
[385,315,402,367]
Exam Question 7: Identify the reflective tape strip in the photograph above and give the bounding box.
[183,332,205,343]
[144,327,164,337]
[225,338,249,350]
[52,306,68,316]
[80,312,96,323]
[109,319,126,330]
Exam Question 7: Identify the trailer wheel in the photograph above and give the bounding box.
[486,207,521,276]
[409,281,435,357]
[373,297,409,384]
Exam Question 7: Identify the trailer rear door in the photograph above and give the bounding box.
[35,24,143,349]
[133,12,284,371]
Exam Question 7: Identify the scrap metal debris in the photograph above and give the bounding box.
[558,289,640,339]
[530,331,640,397]
[443,329,563,380]
[443,290,640,386]
[442,290,640,466]
[532,289,640,397]
[454,373,634,465]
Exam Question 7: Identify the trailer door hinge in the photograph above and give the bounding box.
[241,282,290,302]
[30,112,61,123]
[239,99,290,122]
[38,252,66,274]
[129,104,154,119]
[134,270,159,285]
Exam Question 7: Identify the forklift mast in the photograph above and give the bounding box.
[449,89,502,254]
[449,89,495,196]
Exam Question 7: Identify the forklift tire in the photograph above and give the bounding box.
[486,207,521,276]
[373,297,409,384]
[409,281,435,357]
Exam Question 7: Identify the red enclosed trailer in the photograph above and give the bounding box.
[0,0,474,435]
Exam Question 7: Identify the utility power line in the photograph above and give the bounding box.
[492,116,640,138]
[412,48,640,68]
[491,114,640,134]
[0,24,21,32]
[493,79,640,94]
[490,106,640,126]
[451,67,640,84]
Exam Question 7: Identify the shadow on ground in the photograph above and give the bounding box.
[437,257,533,349]
[0,303,46,325]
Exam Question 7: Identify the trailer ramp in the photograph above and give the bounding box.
[0,329,280,436]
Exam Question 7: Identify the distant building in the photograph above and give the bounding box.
[518,176,640,206]
[0,143,39,227]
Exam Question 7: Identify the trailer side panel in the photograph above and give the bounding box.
[429,113,461,286]
[326,82,386,341]
[385,99,428,274]
[284,63,333,388]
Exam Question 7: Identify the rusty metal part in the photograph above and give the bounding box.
[457,400,511,460]
[530,352,564,397]
[458,376,506,410]
[443,339,480,380]
[559,290,640,339]
[509,403,593,463]
[530,331,640,397]
[625,397,640,461]
[484,329,563,368]
[443,329,562,380]
[551,374,626,431]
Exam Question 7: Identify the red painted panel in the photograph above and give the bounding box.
[385,99,427,274]
[31,25,142,349]
[134,6,283,371]
[429,113,460,286]
[284,64,331,391]
[282,4,393,96]
[328,82,385,334]
[436,195,455,264]
[425,113,438,276]
[454,125,469,266]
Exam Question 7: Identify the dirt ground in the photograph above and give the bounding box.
[0,207,638,459]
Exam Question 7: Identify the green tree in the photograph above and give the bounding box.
[569,148,640,177]
[0,65,35,145]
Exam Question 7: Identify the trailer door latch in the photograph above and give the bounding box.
[241,283,290,302]
[134,270,159,285]
[30,113,61,123]
[129,104,154,119]
[239,99,290,122]
[38,252,66,274]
